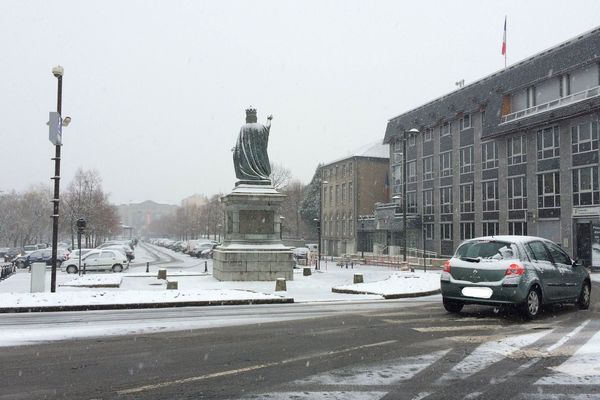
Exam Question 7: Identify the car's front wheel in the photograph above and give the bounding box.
[521,287,541,320]
[66,265,77,274]
[443,298,464,313]
[578,281,591,310]
[16,261,26,269]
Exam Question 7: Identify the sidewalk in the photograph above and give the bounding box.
[0,244,442,312]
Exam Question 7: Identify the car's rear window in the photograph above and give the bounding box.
[455,241,520,260]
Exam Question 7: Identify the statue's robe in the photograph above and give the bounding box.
[233,122,271,181]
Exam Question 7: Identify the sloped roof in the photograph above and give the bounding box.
[323,141,389,167]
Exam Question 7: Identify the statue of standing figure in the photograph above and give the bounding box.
[233,107,273,184]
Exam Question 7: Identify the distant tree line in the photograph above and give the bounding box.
[0,168,120,248]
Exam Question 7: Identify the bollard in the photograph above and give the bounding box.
[158,268,167,280]
[146,262,149,273]
[275,278,286,291]
[351,261,354,269]
[204,261,208,273]
[345,262,348,269]
[353,273,364,284]
[303,267,312,276]
[166,280,178,290]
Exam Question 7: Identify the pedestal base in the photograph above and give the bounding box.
[213,244,294,281]
[212,183,294,281]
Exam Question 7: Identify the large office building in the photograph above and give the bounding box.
[375,27,600,266]
[321,143,389,256]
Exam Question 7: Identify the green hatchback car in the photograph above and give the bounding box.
[440,235,591,319]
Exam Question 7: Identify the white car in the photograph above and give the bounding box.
[66,248,94,260]
[61,249,129,274]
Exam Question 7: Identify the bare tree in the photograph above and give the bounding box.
[270,162,292,190]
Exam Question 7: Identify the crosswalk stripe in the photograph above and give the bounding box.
[536,328,600,385]
[243,392,387,400]
[412,325,496,332]
[437,330,552,383]
[294,349,450,386]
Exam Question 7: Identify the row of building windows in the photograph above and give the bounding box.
[323,218,354,238]
[394,121,599,187]
[322,162,354,181]
[323,182,353,207]
[422,221,528,241]
[404,165,600,216]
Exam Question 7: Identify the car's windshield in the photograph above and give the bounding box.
[455,241,519,260]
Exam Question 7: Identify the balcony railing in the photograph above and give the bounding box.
[501,85,600,124]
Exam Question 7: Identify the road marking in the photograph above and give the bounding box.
[241,391,387,400]
[411,325,496,332]
[294,349,449,386]
[116,340,397,395]
[410,392,432,400]
[437,330,552,383]
[547,319,590,353]
[537,327,600,385]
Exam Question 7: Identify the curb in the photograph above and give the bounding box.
[331,287,441,299]
[0,297,294,313]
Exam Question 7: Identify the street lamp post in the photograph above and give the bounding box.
[402,128,419,264]
[50,65,65,293]
[76,218,86,276]
[317,179,328,270]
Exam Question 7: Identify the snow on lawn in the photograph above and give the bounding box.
[0,243,443,307]
[332,272,440,299]
[0,289,290,309]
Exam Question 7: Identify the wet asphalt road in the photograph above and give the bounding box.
[1,282,599,400]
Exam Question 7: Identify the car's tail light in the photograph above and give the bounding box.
[443,260,451,273]
[505,263,525,276]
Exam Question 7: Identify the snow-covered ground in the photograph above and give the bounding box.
[0,243,442,308]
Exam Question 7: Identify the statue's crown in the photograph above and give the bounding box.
[245,106,257,117]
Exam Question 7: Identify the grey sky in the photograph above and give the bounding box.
[2,0,600,205]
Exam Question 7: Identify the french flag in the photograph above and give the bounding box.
[501,16,507,56]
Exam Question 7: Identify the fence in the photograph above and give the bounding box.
[0,262,16,281]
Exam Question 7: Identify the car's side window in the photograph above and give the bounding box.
[545,242,572,265]
[100,251,114,259]
[527,241,552,262]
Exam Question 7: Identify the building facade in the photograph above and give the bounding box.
[380,27,600,265]
[321,143,389,256]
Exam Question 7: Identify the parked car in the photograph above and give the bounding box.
[292,247,310,260]
[66,248,95,260]
[61,249,129,274]
[3,248,22,263]
[190,242,215,257]
[102,245,135,261]
[14,248,69,269]
[23,245,38,254]
[440,235,591,319]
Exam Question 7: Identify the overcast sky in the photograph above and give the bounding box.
[2,0,600,205]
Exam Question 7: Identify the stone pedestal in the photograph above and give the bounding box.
[213,183,295,281]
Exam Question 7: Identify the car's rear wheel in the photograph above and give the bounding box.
[521,287,541,320]
[443,298,464,313]
[112,264,123,273]
[578,281,591,310]
[66,265,77,274]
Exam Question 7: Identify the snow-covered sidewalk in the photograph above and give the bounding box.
[0,244,442,312]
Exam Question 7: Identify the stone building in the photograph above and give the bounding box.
[377,26,600,265]
[320,142,389,256]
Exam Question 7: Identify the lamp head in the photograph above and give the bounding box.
[52,65,64,78]
[62,116,72,127]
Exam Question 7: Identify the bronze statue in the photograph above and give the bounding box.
[233,107,273,184]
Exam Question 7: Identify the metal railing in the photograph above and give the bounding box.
[0,262,16,281]
[501,86,600,124]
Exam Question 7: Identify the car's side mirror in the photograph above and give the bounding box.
[572,259,582,268]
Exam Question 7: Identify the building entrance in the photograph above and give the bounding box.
[576,222,592,268]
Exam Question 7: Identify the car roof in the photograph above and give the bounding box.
[462,235,552,244]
